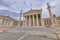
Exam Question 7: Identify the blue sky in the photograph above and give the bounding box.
[0,0,60,20]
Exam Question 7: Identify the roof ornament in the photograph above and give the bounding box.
[47,3,49,6]
[53,14,56,17]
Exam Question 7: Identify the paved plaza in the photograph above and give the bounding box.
[0,27,59,40]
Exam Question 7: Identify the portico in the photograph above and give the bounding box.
[23,9,43,27]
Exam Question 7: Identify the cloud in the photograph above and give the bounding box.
[13,17,24,20]
[12,17,20,20]
[2,0,43,12]
[0,0,60,20]
[41,0,60,18]
[52,0,60,16]
[0,5,10,10]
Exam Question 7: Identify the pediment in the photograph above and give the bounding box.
[23,9,42,16]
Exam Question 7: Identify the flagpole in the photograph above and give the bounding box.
[31,3,32,10]
[20,9,22,27]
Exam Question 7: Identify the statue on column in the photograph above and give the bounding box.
[47,3,55,27]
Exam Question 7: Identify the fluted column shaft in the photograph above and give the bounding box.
[32,15,35,26]
[36,14,39,26]
[25,16,27,26]
[29,15,31,26]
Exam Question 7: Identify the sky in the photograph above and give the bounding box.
[0,0,60,20]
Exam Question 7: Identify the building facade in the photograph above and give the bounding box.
[23,9,43,28]
[0,15,18,28]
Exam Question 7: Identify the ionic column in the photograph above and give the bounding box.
[29,15,31,26]
[25,16,27,26]
[32,15,35,26]
[23,16,25,26]
[41,18,44,26]
[47,3,55,27]
[41,13,44,27]
[36,14,39,26]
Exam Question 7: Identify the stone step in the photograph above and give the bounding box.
[53,26,60,33]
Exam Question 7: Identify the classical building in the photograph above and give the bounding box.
[42,15,60,28]
[55,16,60,25]
[23,9,43,28]
[0,15,18,28]
[43,18,51,27]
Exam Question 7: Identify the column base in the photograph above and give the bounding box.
[21,26,45,28]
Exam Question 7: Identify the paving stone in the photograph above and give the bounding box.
[21,34,56,40]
